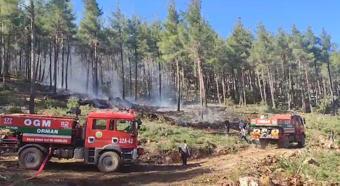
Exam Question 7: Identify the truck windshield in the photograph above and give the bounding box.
[278,119,290,125]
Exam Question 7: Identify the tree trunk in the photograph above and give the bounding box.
[1,21,6,87]
[298,60,305,111]
[128,56,132,97]
[267,67,276,109]
[134,47,138,101]
[29,0,35,114]
[257,70,264,103]
[86,57,90,93]
[231,69,237,102]
[241,70,246,105]
[36,53,41,81]
[41,52,46,82]
[158,58,162,101]
[287,65,291,110]
[120,43,125,99]
[61,38,65,88]
[215,74,221,104]
[304,62,313,113]
[53,36,59,94]
[261,69,267,105]
[326,60,336,114]
[49,41,52,89]
[221,76,226,105]
[65,41,70,90]
[322,77,327,98]
[19,49,22,74]
[94,44,98,96]
[197,57,206,108]
[313,60,320,104]
[176,59,181,111]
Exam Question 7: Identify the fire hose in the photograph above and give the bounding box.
[31,147,52,179]
[8,147,52,186]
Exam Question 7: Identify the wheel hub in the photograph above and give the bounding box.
[25,153,36,163]
[103,156,113,167]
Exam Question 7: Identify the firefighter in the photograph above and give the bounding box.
[240,126,250,144]
[225,120,230,134]
[178,140,190,166]
[239,120,245,130]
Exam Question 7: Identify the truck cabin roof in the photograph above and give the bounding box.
[87,111,136,120]
[270,114,294,120]
[251,113,303,125]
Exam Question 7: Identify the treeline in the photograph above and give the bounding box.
[0,0,339,113]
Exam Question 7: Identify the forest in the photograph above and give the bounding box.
[1,0,340,114]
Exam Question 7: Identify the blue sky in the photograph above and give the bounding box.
[72,0,340,46]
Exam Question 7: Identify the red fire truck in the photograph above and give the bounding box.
[249,113,306,148]
[0,111,143,172]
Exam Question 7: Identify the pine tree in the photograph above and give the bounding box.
[320,29,335,114]
[126,16,141,100]
[78,0,102,96]
[185,0,210,109]
[160,0,183,111]
[0,0,19,87]
[274,29,293,110]
[110,5,127,99]
[227,20,253,105]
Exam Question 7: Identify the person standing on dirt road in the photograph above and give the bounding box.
[239,120,245,130]
[179,140,190,166]
[225,120,230,134]
[240,127,250,144]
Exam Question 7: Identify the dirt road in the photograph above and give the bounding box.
[0,146,299,186]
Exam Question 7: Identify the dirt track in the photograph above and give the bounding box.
[0,147,299,186]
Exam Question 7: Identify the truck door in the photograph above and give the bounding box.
[85,118,137,149]
[295,116,304,139]
[107,119,137,149]
[85,118,110,148]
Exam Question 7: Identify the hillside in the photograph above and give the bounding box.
[0,79,339,185]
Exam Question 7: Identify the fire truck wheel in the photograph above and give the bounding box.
[298,135,305,148]
[19,147,43,170]
[278,137,289,148]
[260,140,268,149]
[97,151,121,172]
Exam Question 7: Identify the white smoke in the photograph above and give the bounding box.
[41,48,177,104]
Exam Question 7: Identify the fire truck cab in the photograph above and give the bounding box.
[0,111,143,172]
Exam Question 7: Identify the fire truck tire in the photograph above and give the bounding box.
[278,137,289,148]
[97,151,121,172]
[19,147,43,170]
[298,135,305,148]
[260,140,268,149]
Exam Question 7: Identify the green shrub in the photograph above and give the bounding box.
[67,97,80,109]
[276,150,340,182]
[36,98,65,109]
[139,119,245,155]
[316,96,333,114]
[0,90,23,106]
[6,106,22,114]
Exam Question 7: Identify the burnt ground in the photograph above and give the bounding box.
[0,154,210,186]
[0,147,298,186]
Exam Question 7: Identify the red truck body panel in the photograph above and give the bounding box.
[0,114,76,144]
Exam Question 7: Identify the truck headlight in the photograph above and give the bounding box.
[271,129,279,136]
